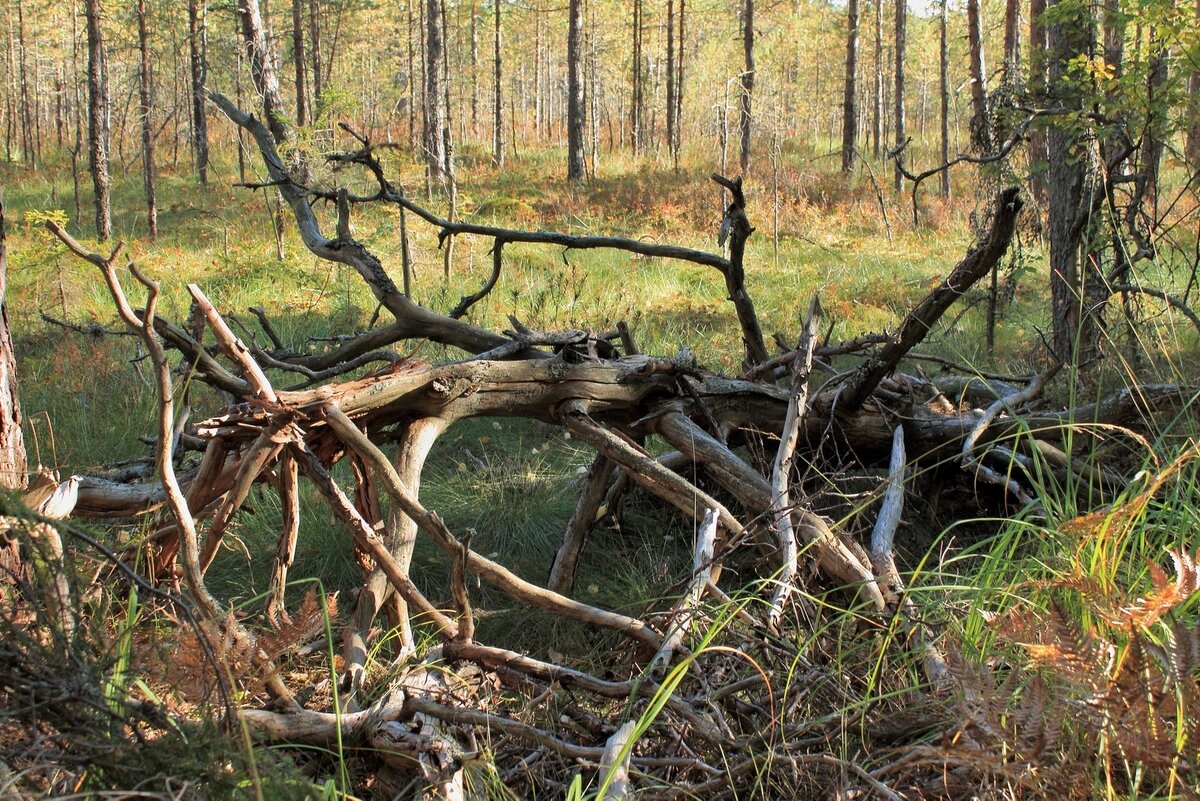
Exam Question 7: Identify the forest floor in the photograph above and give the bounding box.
[2,143,1200,799]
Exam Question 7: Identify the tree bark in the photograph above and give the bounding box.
[188,0,209,186]
[841,0,859,172]
[308,0,323,110]
[291,0,308,126]
[1142,29,1168,208]
[894,0,907,190]
[492,0,503,167]
[1029,0,1049,201]
[967,0,991,150]
[469,1,478,137]
[873,0,883,159]
[15,0,33,168]
[1046,0,1097,362]
[4,6,14,163]
[136,0,157,240]
[567,0,585,181]
[940,0,950,198]
[739,0,754,174]
[239,0,289,146]
[85,0,110,241]
[0,190,24,492]
[674,0,685,158]
[1004,0,1022,79]
[666,0,676,160]
[1189,0,1200,164]
[406,0,416,148]
[631,0,644,156]
[420,0,444,182]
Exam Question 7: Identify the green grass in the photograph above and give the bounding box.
[4,141,1200,798]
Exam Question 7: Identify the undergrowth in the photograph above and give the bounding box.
[1,145,1199,798]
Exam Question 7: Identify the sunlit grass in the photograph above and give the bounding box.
[5,138,1200,797]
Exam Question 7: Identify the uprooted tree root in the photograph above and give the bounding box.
[25,93,1200,799]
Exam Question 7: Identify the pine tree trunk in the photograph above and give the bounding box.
[674,0,685,157]
[188,0,209,186]
[1189,0,1200,163]
[1029,0,1048,201]
[16,0,34,169]
[1143,29,1168,209]
[137,0,157,240]
[291,0,308,126]
[492,0,503,167]
[3,9,14,164]
[1047,0,1097,363]
[666,0,675,159]
[873,0,883,159]
[239,0,288,145]
[406,0,417,148]
[967,0,991,150]
[534,4,543,141]
[739,0,754,174]
[309,0,322,113]
[842,0,859,172]
[894,0,907,190]
[424,0,446,183]
[566,0,586,181]
[85,0,111,241]
[940,0,950,198]
[631,0,643,156]
[70,1,83,223]
[469,1,478,138]
[1004,0,1021,78]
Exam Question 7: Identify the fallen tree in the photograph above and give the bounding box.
[37,92,1198,798]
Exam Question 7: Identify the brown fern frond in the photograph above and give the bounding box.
[1114,550,1200,631]
[1164,616,1200,685]
[1100,637,1182,769]
[1001,604,1112,691]
[257,589,338,663]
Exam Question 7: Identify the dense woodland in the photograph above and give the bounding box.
[2,0,1200,799]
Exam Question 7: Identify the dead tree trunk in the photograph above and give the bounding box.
[0,190,24,493]
[0,189,26,587]
[41,63,1196,796]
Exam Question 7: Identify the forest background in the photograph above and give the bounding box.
[1,0,1200,799]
